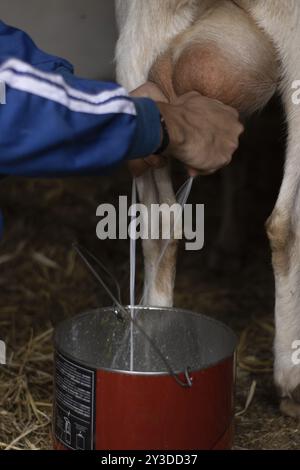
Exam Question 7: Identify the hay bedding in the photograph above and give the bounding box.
[0,157,300,449]
[0,177,106,450]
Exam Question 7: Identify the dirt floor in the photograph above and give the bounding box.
[0,97,300,450]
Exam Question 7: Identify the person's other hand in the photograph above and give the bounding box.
[129,82,168,177]
[130,81,168,102]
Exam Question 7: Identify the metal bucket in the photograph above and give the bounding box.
[53,306,237,450]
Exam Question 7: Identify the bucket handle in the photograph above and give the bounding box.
[73,243,193,388]
[73,243,123,320]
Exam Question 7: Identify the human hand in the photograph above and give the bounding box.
[157,92,244,175]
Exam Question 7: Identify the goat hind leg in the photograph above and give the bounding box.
[137,166,178,307]
[267,157,300,418]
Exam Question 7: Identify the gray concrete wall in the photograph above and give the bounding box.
[0,0,117,79]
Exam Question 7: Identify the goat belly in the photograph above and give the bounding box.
[150,0,279,116]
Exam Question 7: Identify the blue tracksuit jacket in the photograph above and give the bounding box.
[0,20,162,235]
[0,20,161,177]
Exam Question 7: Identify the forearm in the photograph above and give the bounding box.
[0,60,161,177]
[0,19,162,177]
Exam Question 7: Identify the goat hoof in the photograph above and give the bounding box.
[275,359,300,419]
[291,384,300,404]
[280,397,300,419]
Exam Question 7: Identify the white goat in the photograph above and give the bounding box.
[115,0,300,418]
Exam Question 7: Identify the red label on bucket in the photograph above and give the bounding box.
[54,352,96,450]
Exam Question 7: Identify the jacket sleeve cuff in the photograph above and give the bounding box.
[127,97,161,159]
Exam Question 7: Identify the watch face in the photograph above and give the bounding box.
[154,114,170,155]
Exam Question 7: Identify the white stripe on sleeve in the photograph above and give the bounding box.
[0,59,136,115]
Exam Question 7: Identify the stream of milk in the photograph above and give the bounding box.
[129,179,137,371]
[129,176,194,371]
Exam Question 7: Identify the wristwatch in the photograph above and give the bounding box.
[153,113,170,155]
